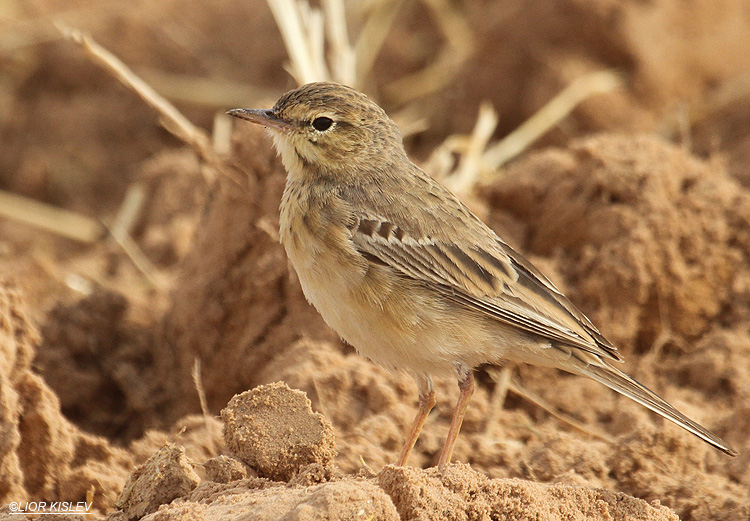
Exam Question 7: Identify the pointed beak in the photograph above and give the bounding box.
[226,108,292,132]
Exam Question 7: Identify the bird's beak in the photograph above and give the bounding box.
[226,108,292,133]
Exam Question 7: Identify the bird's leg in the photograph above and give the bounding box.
[437,363,475,470]
[397,375,436,466]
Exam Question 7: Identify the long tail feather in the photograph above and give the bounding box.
[581,362,737,456]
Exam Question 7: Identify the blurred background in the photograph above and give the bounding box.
[1,1,749,518]
[3,0,749,220]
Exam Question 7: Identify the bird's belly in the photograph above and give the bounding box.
[283,235,514,376]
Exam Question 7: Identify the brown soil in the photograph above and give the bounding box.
[2,1,749,520]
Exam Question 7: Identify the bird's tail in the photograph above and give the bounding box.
[579,361,737,456]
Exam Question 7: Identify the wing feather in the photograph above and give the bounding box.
[350,213,622,362]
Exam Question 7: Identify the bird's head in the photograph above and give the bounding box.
[228,82,405,181]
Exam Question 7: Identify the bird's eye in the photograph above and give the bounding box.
[312,116,334,132]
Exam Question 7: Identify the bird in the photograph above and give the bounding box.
[227,81,737,469]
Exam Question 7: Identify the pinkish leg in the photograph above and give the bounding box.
[437,363,474,470]
[397,376,436,466]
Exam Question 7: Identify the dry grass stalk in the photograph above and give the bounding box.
[110,183,146,240]
[508,377,614,443]
[665,71,750,135]
[267,0,330,84]
[105,223,163,289]
[0,186,162,288]
[484,366,512,437]
[53,25,253,287]
[192,358,211,419]
[0,0,139,52]
[85,485,95,519]
[212,112,235,157]
[265,0,471,100]
[106,184,164,289]
[441,102,498,193]
[138,68,279,109]
[353,0,406,86]
[482,70,623,170]
[0,189,103,242]
[193,356,222,455]
[391,110,429,139]
[323,0,356,86]
[383,0,474,105]
[267,0,407,89]
[58,24,231,181]
[425,70,623,194]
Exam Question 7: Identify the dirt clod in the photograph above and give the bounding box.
[378,464,679,521]
[221,382,337,482]
[116,444,200,520]
[142,479,399,521]
[202,455,251,483]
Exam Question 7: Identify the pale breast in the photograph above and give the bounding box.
[279,182,515,376]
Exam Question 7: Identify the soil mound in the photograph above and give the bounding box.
[487,134,750,352]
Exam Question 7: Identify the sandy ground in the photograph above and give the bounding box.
[2,0,750,519]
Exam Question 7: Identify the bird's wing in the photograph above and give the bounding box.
[349,212,622,362]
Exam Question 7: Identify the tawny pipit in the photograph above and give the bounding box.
[228,82,737,468]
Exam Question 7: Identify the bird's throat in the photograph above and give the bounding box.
[271,133,309,183]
